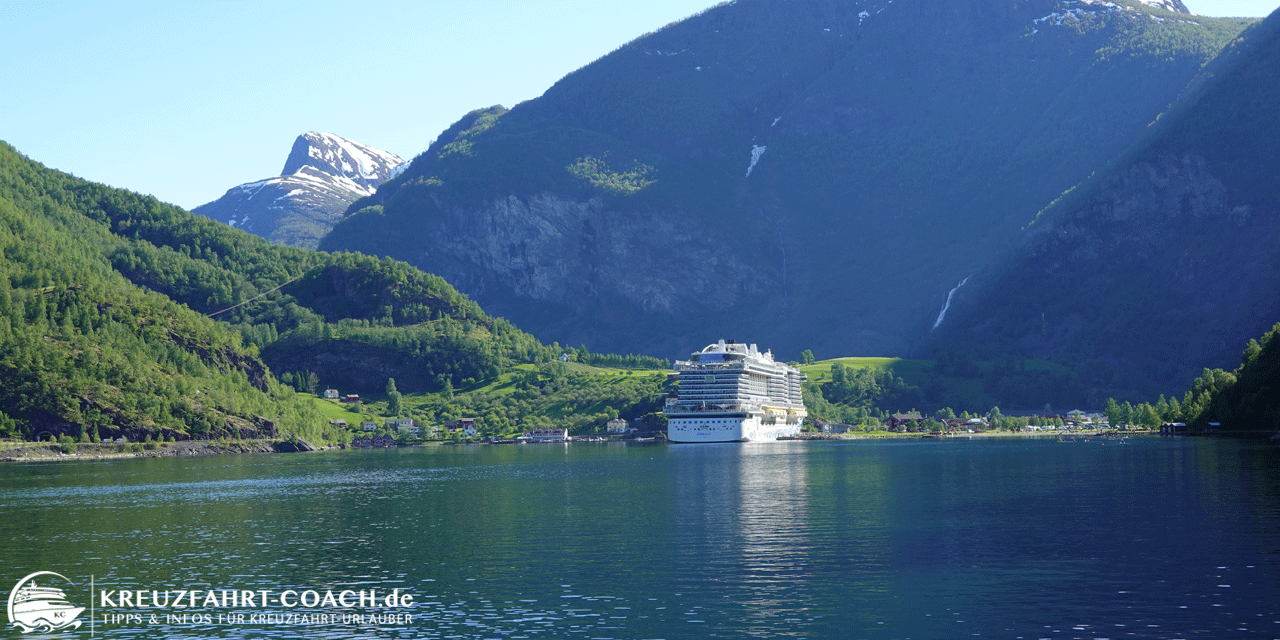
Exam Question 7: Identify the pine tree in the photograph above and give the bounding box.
[386,378,402,416]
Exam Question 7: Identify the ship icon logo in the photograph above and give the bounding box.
[7,572,84,633]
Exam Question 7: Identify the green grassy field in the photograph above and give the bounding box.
[298,393,365,422]
[799,357,905,381]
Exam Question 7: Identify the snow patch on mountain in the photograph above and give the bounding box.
[745,145,767,177]
[1032,0,1189,33]
[281,132,404,191]
[1134,0,1190,13]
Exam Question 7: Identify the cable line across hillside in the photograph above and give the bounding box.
[206,276,302,318]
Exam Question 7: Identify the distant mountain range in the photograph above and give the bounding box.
[318,0,1255,378]
[194,132,404,249]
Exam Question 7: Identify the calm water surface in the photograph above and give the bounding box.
[3,436,1280,639]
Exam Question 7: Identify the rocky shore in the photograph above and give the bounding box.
[0,438,328,462]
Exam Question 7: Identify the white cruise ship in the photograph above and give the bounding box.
[665,339,807,443]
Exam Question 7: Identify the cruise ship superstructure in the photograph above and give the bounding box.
[665,339,807,443]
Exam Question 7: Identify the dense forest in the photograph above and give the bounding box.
[1174,323,1280,431]
[0,142,334,443]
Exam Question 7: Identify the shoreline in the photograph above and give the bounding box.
[6,427,1259,464]
[0,438,332,463]
[787,428,1156,440]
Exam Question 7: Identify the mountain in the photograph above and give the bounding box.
[320,0,1252,364]
[0,141,329,443]
[0,139,562,443]
[194,132,404,249]
[930,8,1280,403]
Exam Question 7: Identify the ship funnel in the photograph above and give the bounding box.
[718,338,726,349]
[750,343,758,354]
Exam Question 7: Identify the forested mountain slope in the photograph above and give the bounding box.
[321,0,1252,363]
[933,8,1280,401]
[0,142,329,442]
[0,141,555,442]
[1193,322,1280,430]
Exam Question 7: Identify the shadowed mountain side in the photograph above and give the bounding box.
[322,0,1252,363]
[931,8,1280,399]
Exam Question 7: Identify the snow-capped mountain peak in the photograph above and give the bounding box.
[281,132,406,191]
[194,132,406,249]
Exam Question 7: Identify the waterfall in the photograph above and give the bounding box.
[931,276,971,330]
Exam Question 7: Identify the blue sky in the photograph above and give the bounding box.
[1,0,1275,209]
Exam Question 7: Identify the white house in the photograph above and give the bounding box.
[386,418,414,430]
[606,418,628,434]
[386,418,418,437]
[361,421,377,431]
[323,388,339,400]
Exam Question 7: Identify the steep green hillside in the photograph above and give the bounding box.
[933,8,1280,400]
[47,152,558,394]
[323,0,1251,364]
[1192,322,1280,431]
[0,143,334,443]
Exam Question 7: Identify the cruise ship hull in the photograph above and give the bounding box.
[667,414,801,443]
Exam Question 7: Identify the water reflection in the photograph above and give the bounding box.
[2,438,1280,639]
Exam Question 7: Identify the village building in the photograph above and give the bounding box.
[385,418,418,437]
[323,388,339,400]
[443,418,478,437]
[606,418,628,434]
[361,421,377,431]
[885,412,924,431]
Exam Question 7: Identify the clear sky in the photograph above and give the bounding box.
[1,0,1275,210]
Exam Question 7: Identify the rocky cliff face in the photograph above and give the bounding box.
[340,191,782,356]
[194,132,404,249]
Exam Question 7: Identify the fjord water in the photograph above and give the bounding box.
[3,437,1280,639]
